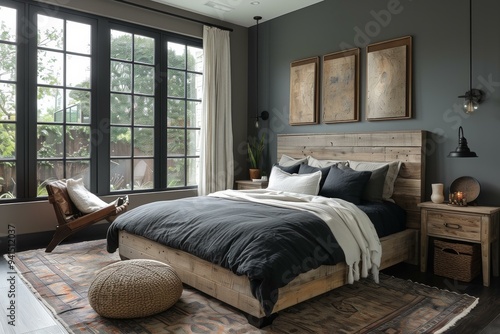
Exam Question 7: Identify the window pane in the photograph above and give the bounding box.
[66,54,91,88]
[0,44,16,81]
[187,101,201,128]
[167,158,184,187]
[0,162,16,199]
[38,87,63,122]
[110,93,131,125]
[167,128,185,156]
[167,42,185,69]
[66,21,91,55]
[134,158,153,189]
[37,15,63,50]
[168,70,185,98]
[38,50,64,85]
[186,72,202,99]
[110,159,131,191]
[134,35,154,64]
[0,123,15,158]
[187,46,203,72]
[186,157,199,186]
[110,30,132,61]
[37,125,64,158]
[186,129,199,156]
[110,126,131,157]
[67,89,91,124]
[167,99,184,127]
[66,126,90,158]
[134,127,154,156]
[134,64,154,95]
[134,96,154,125]
[66,160,90,182]
[110,61,132,92]
[0,83,16,119]
[37,160,64,196]
[0,6,17,42]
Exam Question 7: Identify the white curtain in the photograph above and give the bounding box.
[198,26,234,196]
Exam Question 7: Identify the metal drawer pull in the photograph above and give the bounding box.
[444,223,462,229]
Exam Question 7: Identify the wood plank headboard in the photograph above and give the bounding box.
[277,130,427,229]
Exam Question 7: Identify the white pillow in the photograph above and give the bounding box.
[348,160,402,201]
[267,166,321,195]
[278,154,307,167]
[307,156,347,168]
[66,178,108,213]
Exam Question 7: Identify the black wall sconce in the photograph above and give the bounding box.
[448,126,478,158]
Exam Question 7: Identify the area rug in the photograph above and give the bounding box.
[8,239,478,333]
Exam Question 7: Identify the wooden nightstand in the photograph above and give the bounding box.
[235,180,268,190]
[418,201,500,286]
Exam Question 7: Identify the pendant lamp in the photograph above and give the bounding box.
[458,0,484,113]
[253,16,269,128]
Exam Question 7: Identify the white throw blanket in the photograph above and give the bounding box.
[209,189,382,284]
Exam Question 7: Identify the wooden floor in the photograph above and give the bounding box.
[2,236,500,333]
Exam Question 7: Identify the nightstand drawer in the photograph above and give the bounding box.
[427,210,481,241]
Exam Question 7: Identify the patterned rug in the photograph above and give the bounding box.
[8,239,478,333]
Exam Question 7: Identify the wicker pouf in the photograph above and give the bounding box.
[88,259,183,318]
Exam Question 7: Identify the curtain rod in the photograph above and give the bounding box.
[113,0,233,32]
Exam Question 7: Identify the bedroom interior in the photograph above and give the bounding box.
[2,0,500,333]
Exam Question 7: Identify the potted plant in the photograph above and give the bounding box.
[247,134,265,180]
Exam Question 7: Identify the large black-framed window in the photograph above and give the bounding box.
[0,0,203,202]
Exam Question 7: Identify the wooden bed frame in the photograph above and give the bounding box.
[118,130,427,327]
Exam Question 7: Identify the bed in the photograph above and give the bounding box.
[107,130,427,327]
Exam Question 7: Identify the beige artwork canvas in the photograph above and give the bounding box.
[366,36,412,121]
[322,49,359,123]
[289,57,319,125]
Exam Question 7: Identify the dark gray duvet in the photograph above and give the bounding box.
[106,196,345,315]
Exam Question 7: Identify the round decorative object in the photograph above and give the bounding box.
[88,259,183,319]
[450,176,480,203]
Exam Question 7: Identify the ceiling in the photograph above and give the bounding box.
[150,0,324,27]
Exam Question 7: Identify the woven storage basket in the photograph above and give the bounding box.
[88,259,183,319]
[434,239,481,282]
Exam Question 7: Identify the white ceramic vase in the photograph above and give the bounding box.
[431,183,444,204]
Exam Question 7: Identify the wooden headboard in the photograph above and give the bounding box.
[277,130,427,229]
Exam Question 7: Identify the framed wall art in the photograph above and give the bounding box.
[366,36,412,121]
[289,56,319,125]
[322,48,360,123]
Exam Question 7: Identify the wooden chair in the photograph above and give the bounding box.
[45,180,129,253]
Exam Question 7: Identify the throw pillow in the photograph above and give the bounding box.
[298,164,331,189]
[66,178,109,213]
[362,164,389,202]
[348,160,401,201]
[319,165,372,204]
[268,166,321,195]
[274,163,301,174]
[278,154,307,167]
[307,155,348,168]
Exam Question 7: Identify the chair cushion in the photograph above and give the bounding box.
[66,178,108,214]
[47,180,78,216]
[88,259,183,319]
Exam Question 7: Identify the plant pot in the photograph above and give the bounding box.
[249,169,261,180]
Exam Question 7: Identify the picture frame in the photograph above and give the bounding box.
[289,56,319,125]
[366,36,412,121]
[322,48,360,123]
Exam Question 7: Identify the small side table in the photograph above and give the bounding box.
[418,201,500,286]
[235,180,268,190]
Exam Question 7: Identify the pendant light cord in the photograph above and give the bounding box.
[469,0,472,92]
[254,16,261,120]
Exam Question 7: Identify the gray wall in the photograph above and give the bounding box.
[251,0,500,205]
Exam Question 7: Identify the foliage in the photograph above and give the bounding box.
[247,134,265,169]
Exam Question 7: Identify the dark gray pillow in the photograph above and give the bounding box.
[362,164,389,202]
[298,164,330,189]
[274,163,300,174]
[319,165,372,204]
